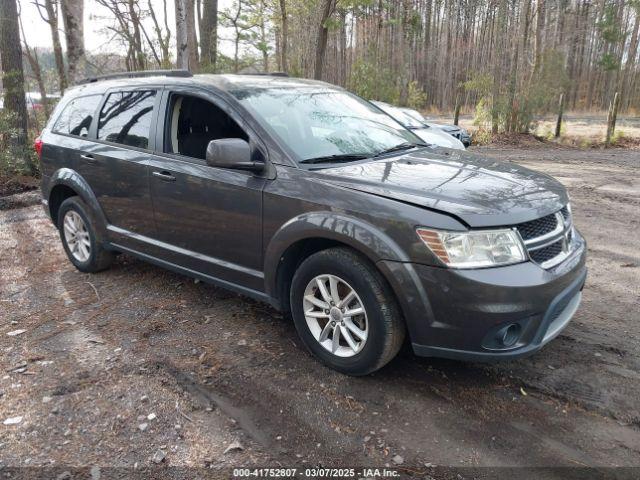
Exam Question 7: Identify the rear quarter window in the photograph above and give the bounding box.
[97,90,156,149]
[52,94,103,137]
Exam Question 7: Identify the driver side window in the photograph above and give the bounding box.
[165,94,248,160]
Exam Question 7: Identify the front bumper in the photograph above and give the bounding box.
[378,230,587,362]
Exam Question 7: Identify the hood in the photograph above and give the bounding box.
[412,127,465,150]
[319,147,567,228]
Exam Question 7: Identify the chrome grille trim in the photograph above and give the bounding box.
[515,207,574,269]
[522,213,565,247]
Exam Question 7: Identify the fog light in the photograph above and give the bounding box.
[500,323,521,347]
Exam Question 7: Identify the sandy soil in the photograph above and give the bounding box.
[1,146,639,478]
[430,113,640,146]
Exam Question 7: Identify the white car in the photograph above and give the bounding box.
[401,107,471,147]
[371,101,465,150]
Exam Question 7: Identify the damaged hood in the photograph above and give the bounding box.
[319,147,568,228]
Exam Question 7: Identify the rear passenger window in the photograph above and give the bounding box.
[52,95,102,137]
[97,90,156,149]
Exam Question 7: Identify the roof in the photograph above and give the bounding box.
[67,73,338,98]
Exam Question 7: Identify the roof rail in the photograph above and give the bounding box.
[76,69,192,85]
[237,72,290,77]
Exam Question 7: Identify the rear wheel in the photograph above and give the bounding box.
[290,247,405,375]
[58,196,114,273]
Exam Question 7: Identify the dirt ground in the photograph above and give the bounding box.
[1,145,639,479]
[431,113,640,147]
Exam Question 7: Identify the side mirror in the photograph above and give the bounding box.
[205,138,264,172]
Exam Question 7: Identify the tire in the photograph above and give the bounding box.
[290,247,405,375]
[57,196,114,273]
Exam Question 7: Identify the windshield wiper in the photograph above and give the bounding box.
[373,142,426,157]
[300,153,370,165]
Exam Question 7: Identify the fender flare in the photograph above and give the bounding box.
[263,211,411,301]
[47,168,108,236]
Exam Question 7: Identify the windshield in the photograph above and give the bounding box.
[232,87,420,163]
[372,102,426,129]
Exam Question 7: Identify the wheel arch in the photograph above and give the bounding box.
[264,212,410,312]
[47,168,108,235]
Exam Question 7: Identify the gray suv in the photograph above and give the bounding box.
[36,71,587,375]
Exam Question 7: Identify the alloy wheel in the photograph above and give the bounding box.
[63,210,91,262]
[302,274,368,357]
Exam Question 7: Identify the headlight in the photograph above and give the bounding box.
[417,228,527,268]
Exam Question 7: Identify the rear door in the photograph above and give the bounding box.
[80,88,161,237]
[146,88,267,291]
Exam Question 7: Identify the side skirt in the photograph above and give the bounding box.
[109,242,276,307]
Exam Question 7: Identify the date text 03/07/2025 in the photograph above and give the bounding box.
[232,467,402,478]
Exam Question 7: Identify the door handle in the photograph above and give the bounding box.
[80,154,96,163]
[152,171,176,182]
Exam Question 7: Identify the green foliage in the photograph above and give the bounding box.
[462,73,492,97]
[598,53,620,71]
[611,128,626,145]
[464,50,568,134]
[215,52,262,74]
[347,59,400,104]
[406,81,427,109]
[597,4,624,43]
[596,4,624,71]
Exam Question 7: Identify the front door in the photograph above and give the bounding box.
[147,89,266,291]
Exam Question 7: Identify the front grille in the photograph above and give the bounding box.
[514,205,573,269]
[515,213,558,241]
[530,239,563,264]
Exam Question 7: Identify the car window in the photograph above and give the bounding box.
[52,95,102,137]
[165,94,248,160]
[97,90,156,149]
[233,87,419,162]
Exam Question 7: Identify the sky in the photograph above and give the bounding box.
[20,0,236,57]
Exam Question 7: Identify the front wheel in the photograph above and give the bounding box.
[290,248,405,375]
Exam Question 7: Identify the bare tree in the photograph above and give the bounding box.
[222,0,259,73]
[19,10,50,118]
[95,0,147,70]
[148,0,172,68]
[34,0,67,92]
[61,0,86,83]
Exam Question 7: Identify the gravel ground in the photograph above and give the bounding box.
[1,146,639,479]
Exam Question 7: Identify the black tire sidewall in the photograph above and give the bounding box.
[57,197,100,272]
[290,250,390,375]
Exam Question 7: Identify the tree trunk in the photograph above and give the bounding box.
[199,0,218,70]
[186,0,199,70]
[22,45,51,119]
[61,0,86,84]
[555,92,564,137]
[175,0,189,69]
[279,0,288,72]
[605,91,620,145]
[0,0,34,174]
[491,0,507,134]
[534,0,545,73]
[621,10,639,110]
[43,0,67,92]
[314,0,336,80]
[127,0,145,69]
